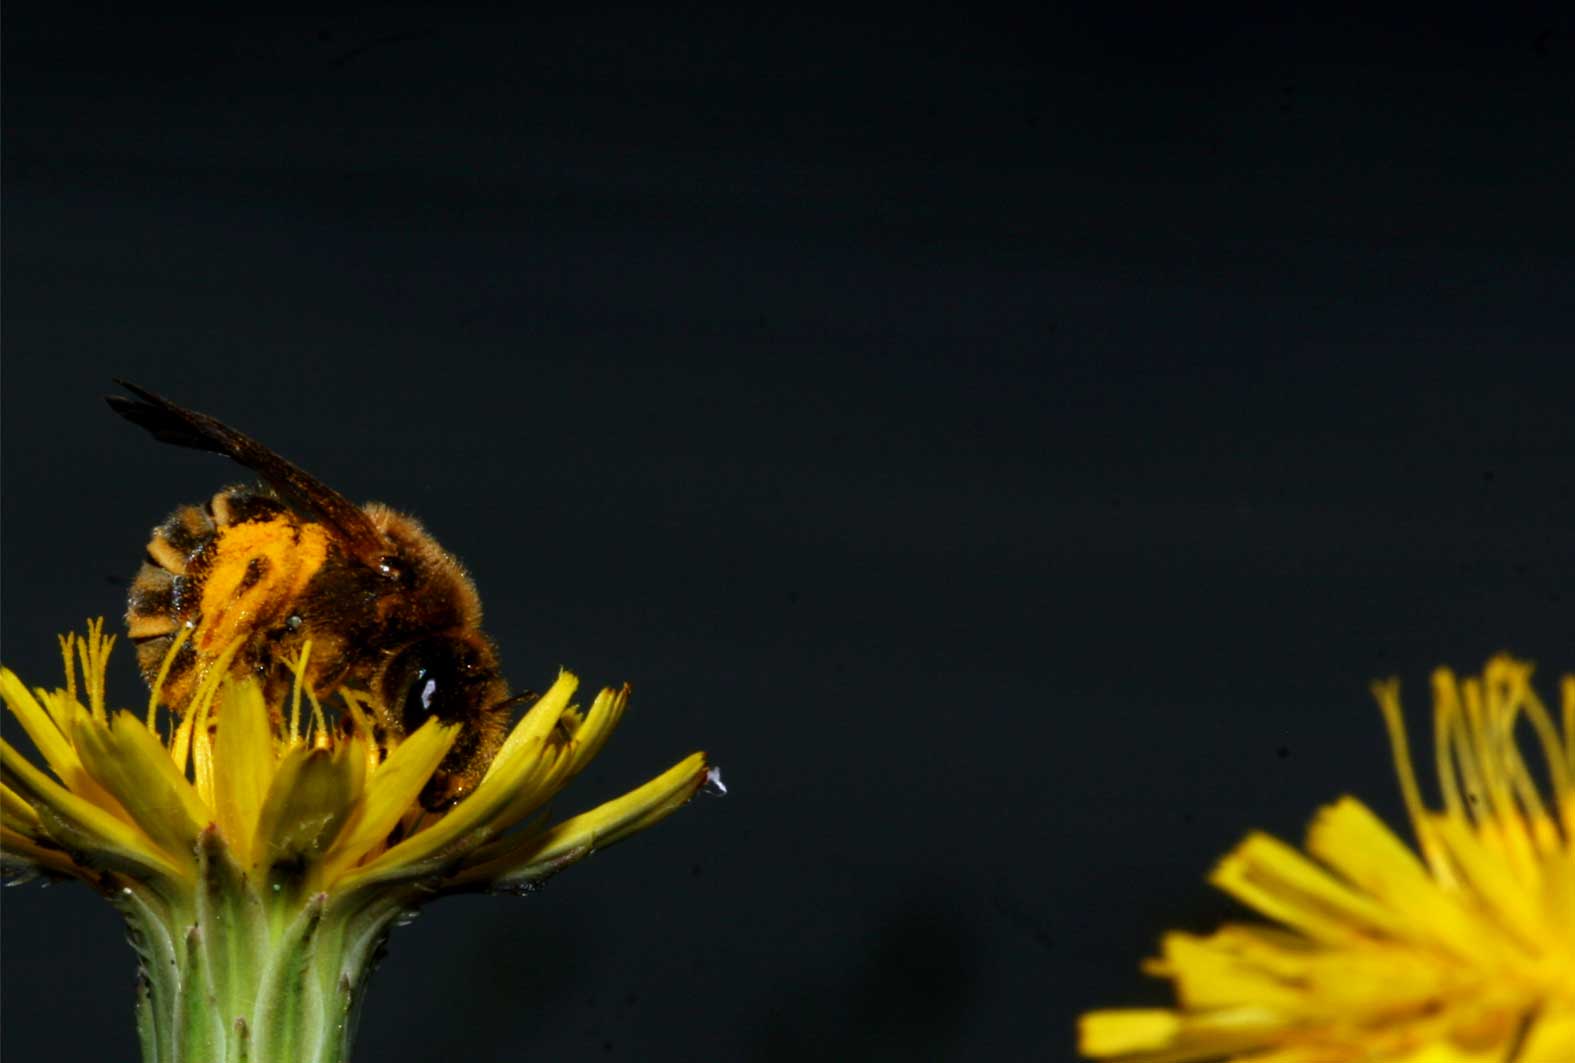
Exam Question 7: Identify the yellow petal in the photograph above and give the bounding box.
[0,785,79,879]
[483,728,589,840]
[525,685,635,811]
[0,669,106,802]
[1523,1008,1575,1063]
[1,737,184,881]
[191,720,215,811]
[1305,796,1432,901]
[1156,930,1305,1013]
[1078,1009,1181,1055]
[1,782,44,838]
[1165,924,1314,986]
[1209,828,1403,944]
[319,719,457,882]
[472,686,635,846]
[72,711,209,870]
[562,683,629,778]
[1304,797,1491,960]
[1079,1003,1286,1062]
[452,752,709,891]
[529,750,709,858]
[1,825,80,878]
[0,669,79,777]
[481,689,617,850]
[481,670,580,786]
[252,739,363,883]
[211,679,275,866]
[1431,812,1548,953]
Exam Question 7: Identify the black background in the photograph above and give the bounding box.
[3,6,1574,1060]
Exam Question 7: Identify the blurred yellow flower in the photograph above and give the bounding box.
[1,620,710,1063]
[1079,656,1575,1063]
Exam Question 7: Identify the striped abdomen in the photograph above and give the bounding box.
[127,487,332,711]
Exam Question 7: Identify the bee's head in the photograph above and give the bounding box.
[376,634,511,810]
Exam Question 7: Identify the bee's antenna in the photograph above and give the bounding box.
[491,689,540,716]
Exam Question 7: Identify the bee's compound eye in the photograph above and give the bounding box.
[384,638,467,734]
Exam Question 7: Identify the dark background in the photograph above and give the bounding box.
[3,6,1573,1060]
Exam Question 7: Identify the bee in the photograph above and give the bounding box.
[109,381,524,810]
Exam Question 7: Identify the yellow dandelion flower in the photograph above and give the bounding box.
[1,620,713,1063]
[1079,655,1575,1063]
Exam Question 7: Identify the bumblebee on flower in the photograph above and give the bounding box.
[1,386,711,1063]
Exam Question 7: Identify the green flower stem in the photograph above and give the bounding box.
[114,829,406,1063]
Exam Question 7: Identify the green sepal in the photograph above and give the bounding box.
[232,1016,252,1063]
[135,965,160,1063]
[114,882,184,1063]
[177,925,225,1062]
[115,865,407,1063]
[320,891,407,1062]
[195,826,265,1052]
[250,892,325,1063]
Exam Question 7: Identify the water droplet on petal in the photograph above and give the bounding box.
[702,766,728,797]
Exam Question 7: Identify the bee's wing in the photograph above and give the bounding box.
[108,380,394,573]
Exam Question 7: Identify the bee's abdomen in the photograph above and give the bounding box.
[126,486,299,702]
[128,503,215,637]
[140,503,214,579]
